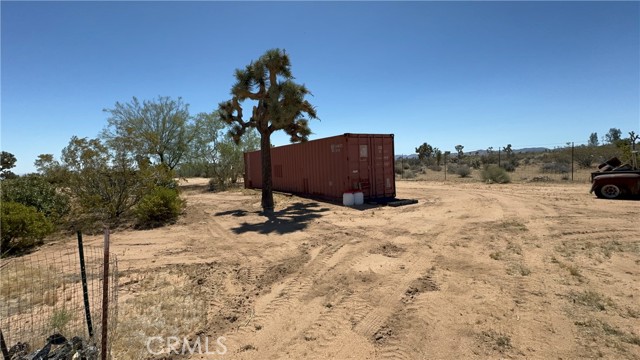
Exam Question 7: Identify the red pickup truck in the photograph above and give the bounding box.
[590,157,640,199]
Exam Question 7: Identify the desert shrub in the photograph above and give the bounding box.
[481,165,511,184]
[403,170,416,179]
[147,164,179,190]
[427,165,442,172]
[1,174,70,223]
[134,187,184,229]
[1,202,54,256]
[394,163,403,175]
[456,164,471,178]
[469,159,482,170]
[447,164,458,174]
[500,161,516,172]
[540,162,570,174]
[575,155,594,169]
[405,158,421,167]
[208,178,218,192]
[208,178,230,192]
[176,162,210,178]
[541,151,571,164]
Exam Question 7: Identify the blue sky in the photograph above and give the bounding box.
[2,1,639,175]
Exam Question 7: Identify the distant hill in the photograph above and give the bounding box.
[513,147,549,154]
[395,154,419,159]
[395,147,549,159]
[467,147,549,155]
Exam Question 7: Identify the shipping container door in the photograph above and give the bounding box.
[381,136,395,197]
[348,139,370,194]
[371,137,385,197]
[371,137,394,198]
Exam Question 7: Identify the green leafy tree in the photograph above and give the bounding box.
[611,131,639,165]
[604,128,622,144]
[61,136,148,227]
[34,154,57,173]
[102,96,195,170]
[34,154,69,184]
[1,151,18,179]
[58,134,181,230]
[1,174,70,223]
[588,132,599,147]
[218,49,318,212]
[214,132,259,186]
[187,111,259,187]
[180,111,227,177]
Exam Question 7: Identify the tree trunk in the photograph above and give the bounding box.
[260,132,274,213]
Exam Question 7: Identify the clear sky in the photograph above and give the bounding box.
[2,1,639,175]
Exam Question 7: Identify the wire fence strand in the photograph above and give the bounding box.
[0,246,118,359]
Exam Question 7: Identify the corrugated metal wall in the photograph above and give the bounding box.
[244,133,395,201]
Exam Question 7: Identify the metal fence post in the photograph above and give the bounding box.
[101,228,111,360]
[77,231,94,339]
[0,329,9,359]
[444,152,448,181]
[571,142,575,181]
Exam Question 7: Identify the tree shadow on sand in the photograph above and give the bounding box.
[214,202,330,235]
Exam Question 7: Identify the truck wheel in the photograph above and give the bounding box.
[596,184,622,199]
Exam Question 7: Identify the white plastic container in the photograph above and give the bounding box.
[354,192,364,205]
[343,192,355,206]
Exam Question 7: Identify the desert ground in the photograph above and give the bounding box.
[34,178,640,359]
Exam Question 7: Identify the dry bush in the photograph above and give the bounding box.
[481,165,511,184]
[456,164,471,178]
[540,162,570,174]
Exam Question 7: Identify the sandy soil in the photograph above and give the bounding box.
[39,178,640,359]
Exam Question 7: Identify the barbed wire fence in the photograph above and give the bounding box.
[0,232,118,360]
[396,141,630,183]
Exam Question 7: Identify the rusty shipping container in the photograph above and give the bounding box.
[244,133,396,202]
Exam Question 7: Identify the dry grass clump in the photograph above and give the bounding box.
[0,262,61,314]
[112,271,208,359]
[569,290,615,311]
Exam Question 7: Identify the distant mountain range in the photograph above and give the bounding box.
[395,147,549,159]
[468,147,549,155]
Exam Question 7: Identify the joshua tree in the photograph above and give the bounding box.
[455,145,464,160]
[218,49,317,212]
[415,142,433,164]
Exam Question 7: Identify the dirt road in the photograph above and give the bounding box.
[47,179,639,359]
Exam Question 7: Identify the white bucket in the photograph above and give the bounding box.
[343,192,355,206]
[354,192,364,205]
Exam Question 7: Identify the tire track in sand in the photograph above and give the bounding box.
[224,240,355,355]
